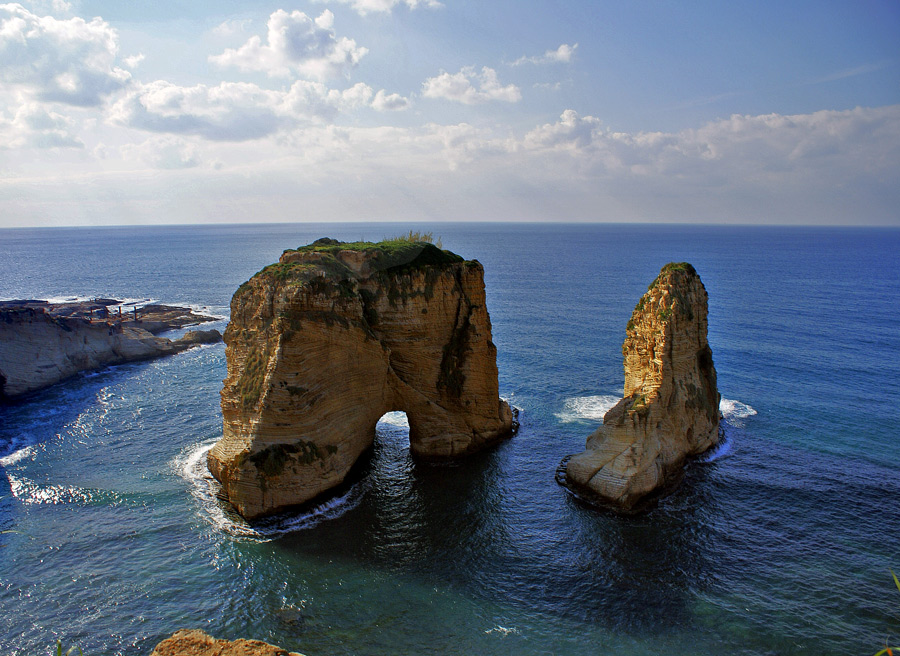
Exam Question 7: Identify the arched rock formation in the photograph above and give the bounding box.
[208,239,514,519]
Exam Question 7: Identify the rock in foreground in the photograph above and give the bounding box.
[208,238,514,519]
[0,299,220,400]
[561,262,720,512]
[151,629,303,656]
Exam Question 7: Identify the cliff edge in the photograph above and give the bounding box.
[560,262,720,511]
[0,300,220,400]
[208,238,514,520]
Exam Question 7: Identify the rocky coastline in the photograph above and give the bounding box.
[0,298,221,401]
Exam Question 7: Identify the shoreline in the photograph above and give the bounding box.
[0,298,222,401]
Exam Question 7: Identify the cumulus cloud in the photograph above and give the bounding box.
[121,135,202,169]
[108,79,409,140]
[209,9,367,80]
[512,43,578,66]
[123,53,145,68]
[0,3,130,106]
[0,101,83,148]
[524,109,602,149]
[372,89,409,111]
[313,0,442,16]
[422,66,521,105]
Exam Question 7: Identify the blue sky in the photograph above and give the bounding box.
[0,0,898,226]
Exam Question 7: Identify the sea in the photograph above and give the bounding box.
[0,223,898,656]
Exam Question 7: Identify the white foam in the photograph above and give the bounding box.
[175,440,365,541]
[0,446,35,467]
[185,303,229,321]
[377,411,410,429]
[720,398,757,427]
[555,395,621,423]
[697,431,733,463]
[485,626,521,636]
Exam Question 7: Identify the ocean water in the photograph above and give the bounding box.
[0,223,898,655]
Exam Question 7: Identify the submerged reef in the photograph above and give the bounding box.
[208,238,514,520]
[560,262,721,512]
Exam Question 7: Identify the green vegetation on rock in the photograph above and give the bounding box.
[283,237,464,275]
[235,343,271,410]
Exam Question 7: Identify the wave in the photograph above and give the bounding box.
[719,398,757,427]
[0,446,36,467]
[175,440,365,541]
[555,395,620,423]
[697,430,732,463]
[185,303,229,321]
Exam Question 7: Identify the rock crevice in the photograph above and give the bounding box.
[561,262,720,511]
[208,239,514,519]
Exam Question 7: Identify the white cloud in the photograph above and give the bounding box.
[524,109,602,149]
[372,89,409,111]
[422,66,521,105]
[3,101,897,226]
[0,3,130,106]
[512,43,577,66]
[21,0,72,16]
[209,9,367,80]
[121,135,202,169]
[313,0,442,16]
[108,81,289,141]
[211,18,253,38]
[0,101,83,148]
[123,53,145,68]
[108,79,407,140]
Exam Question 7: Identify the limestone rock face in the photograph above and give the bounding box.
[208,238,514,519]
[151,629,304,656]
[0,305,221,400]
[562,262,720,511]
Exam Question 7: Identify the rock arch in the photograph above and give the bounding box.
[208,239,514,520]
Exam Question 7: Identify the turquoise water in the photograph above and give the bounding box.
[1,223,898,655]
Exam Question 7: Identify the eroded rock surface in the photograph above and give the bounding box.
[208,238,514,519]
[0,300,220,400]
[151,629,304,656]
[561,262,720,511]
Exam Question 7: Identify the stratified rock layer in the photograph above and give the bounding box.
[562,262,720,511]
[151,629,304,656]
[0,301,220,400]
[208,238,514,519]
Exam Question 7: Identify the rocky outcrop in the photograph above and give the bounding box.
[208,238,514,520]
[151,629,304,656]
[560,262,720,512]
[0,300,220,400]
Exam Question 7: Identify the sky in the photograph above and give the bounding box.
[0,0,898,227]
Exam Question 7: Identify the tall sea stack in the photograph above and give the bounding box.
[208,238,514,520]
[561,262,720,511]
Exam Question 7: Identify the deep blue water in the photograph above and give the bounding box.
[0,223,898,655]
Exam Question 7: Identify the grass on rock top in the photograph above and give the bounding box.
[283,237,464,273]
[233,235,469,304]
